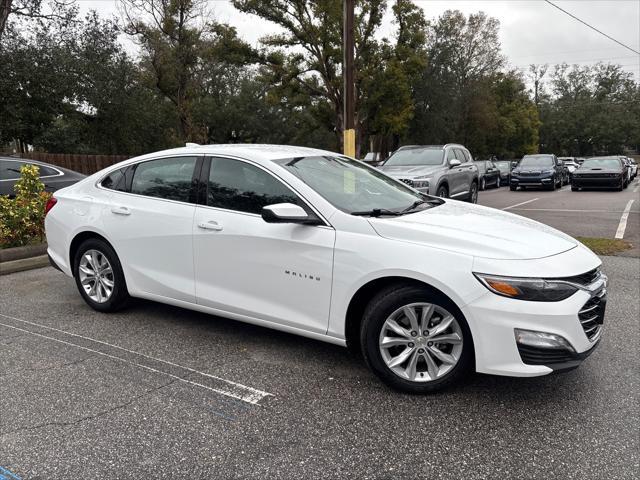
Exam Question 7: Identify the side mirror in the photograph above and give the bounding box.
[262,203,318,225]
[449,159,461,168]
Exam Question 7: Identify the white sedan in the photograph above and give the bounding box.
[45,144,606,393]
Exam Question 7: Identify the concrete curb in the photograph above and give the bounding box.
[0,243,48,262]
[0,255,50,275]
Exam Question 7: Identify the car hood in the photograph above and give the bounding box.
[367,200,577,260]
[379,164,441,178]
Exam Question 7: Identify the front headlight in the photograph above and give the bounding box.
[412,176,430,189]
[473,273,579,302]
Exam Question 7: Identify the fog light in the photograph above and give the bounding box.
[514,329,575,352]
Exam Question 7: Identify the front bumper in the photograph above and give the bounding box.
[510,175,553,187]
[462,275,605,377]
[572,176,621,188]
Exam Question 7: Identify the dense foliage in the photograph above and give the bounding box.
[0,0,637,160]
[0,164,51,248]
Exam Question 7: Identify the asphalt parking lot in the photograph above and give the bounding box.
[478,178,640,257]
[1,253,639,478]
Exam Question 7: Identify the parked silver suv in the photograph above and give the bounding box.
[379,144,479,202]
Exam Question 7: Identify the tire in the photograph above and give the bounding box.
[467,181,478,203]
[617,178,624,191]
[359,284,474,393]
[73,238,130,312]
[436,185,449,198]
[480,177,486,191]
[571,185,579,192]
[547,177,556,191]
[510,184,517,191]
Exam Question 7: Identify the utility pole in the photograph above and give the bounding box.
[343,0,356,157]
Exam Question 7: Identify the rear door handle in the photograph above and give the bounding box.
[198,220,223,231]
[111,206,131,216]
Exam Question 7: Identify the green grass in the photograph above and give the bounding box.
[576,237,633,256]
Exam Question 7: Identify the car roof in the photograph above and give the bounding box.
[125,144,340,166]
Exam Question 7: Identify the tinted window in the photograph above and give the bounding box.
[101,168,127,192]
[37,165,59,176]
[0,160,23,180]
[462,150,472,162]
[207,157,300,214]
[454,149,466,162]
[131,156,197,202]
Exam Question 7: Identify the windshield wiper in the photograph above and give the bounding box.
[400,200,430,213]
[351,208,403,217]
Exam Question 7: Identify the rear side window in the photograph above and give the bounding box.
[101,168,127,192]
[131,156,198,203]
[0,160,23,180]
[207,157,300,214]
[37,165,59,176]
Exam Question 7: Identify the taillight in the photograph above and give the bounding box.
[45,196,57,216]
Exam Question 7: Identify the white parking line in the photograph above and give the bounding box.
[0,313,272,405]
[615,200,635,240]
[502,198,540,210]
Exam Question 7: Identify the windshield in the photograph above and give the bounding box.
[518,156,554,168]
[494,161,511,172]
[275,156,427,214]
[580,158,622,169]
[384,148,444,167]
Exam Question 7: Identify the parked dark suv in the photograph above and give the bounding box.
[510,154,565,191]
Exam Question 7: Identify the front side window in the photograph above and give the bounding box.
[207,157,300,214]
[453,149,466,162]
[274,156,427,214]
[385,148,445,167]
[131,156,198,202]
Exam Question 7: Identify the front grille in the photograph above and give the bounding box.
[579,288,606,341]
[578,173,618,178]
[517,345,576,365]
[556,267,601,286]
[518,171,541,177]
[399,178,414,186]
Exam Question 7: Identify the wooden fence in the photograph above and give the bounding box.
[5,153,132,175]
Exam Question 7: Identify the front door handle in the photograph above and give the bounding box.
[198,220,223,231]
[111,206,131,216]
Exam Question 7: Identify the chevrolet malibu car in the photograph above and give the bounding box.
[45,145,606,393]
[572,156,627,191]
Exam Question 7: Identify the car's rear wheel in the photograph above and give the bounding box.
[360,285,473,393]
[73,238,130,312]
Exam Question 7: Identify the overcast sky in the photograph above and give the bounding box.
[78,0,640,79]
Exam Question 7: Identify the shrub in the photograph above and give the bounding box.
[0,164,52,248]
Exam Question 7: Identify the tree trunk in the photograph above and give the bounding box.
[0,0,12,39]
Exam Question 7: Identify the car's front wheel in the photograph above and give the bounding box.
[360,285,473,393]
[467,181,478,203]
[73,238,130,312]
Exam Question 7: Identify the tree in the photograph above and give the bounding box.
[233,0,386,155]
[0,0,75,39]
[121,0,256,143]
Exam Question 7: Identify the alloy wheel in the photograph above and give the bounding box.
[378,302,464,382]
[78,249,114,303]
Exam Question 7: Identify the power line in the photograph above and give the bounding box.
[544,0,640,55]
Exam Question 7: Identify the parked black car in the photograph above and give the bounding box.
[571,156,627,191]
[0,157,85,197]
[475,159,501,190]
[493,160,512,186]
[510,154,565,191]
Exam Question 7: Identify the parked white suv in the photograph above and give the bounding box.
[45,144,606,393]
